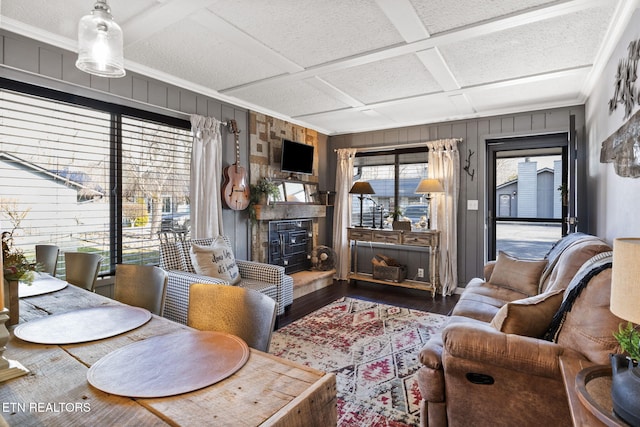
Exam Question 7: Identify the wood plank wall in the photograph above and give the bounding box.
[328,107,587,286]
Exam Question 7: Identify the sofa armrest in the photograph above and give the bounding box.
[235,260,293,312]
[442,321,586,379]
[236,260,285,282]
[483,260,497,281]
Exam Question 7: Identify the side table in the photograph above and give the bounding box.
[559,356,630,427]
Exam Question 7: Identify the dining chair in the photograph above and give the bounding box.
[64,252,102,292]
[35,244,59,276]
[187,284,277,352]
[114,264,168,316]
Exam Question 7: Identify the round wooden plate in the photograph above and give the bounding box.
[576,365,629,427]
[87,331,249,398]
[14,306,151,344]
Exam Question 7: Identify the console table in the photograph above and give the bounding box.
[347,227,440,297]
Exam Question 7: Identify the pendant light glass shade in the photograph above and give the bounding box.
[76,0,125,78]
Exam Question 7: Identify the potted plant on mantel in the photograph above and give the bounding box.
[248,178,281,223]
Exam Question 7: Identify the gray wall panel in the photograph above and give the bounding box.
[39,48,62,80]
[90,74,109,92]
[110,74,133,99]
[148,80,168,108]
[132,76,148,102]
[4,34,39,73]
[329,106,585,288]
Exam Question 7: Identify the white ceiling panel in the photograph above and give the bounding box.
[204,0,404,68]
[439,3,615,87]
[125,18,285,91]
[0,0,632,135]
[409,0,557,35]
[372,93,461,125]
[321,54,442,104]
[297,109,398,135]
[230,79,351,118]
[465,70,590,112]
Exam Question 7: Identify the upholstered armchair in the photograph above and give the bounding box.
[159,235,293,325]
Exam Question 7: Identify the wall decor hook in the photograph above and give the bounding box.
[463,149,475,181]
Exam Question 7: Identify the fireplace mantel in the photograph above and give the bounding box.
[254,204,326,221]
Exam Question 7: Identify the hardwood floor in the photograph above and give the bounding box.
[276,279,460,329]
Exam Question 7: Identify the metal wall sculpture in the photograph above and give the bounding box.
[602,38,640,178]
[609,39,640,119]
[601,108,640,178]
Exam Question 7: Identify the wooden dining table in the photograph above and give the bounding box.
[0,282,336,426]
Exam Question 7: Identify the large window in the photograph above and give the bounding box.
[352,148,428,229]
[0,81,191,278]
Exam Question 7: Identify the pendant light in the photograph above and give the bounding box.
[76,0,125,78]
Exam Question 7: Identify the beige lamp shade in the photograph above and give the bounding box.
[349,181,375,195]
[611,238,640,324]
[415,178,444,194]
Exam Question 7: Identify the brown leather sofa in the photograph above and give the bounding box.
[418,233,623,427]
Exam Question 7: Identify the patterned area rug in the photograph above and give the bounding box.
[269,297,447,426]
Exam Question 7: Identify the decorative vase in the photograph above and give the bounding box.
[3,280,19,326]
[610,353,640,426]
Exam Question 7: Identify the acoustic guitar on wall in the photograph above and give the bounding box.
[221,119,250,210]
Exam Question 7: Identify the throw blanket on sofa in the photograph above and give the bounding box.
[538,233,602,291]
[543,251,612,342]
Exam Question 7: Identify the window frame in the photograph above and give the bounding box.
[0,78,191,276]
[353,146,429,226]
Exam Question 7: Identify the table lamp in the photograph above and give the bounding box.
[610,237,640,426]
[414,178,444,229]
[349,181,375,228]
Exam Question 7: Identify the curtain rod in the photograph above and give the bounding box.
[333,138,462,152]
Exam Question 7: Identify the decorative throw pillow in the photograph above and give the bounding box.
[189,237,241,285]
[488,251,548,296]
[490,289,565,337]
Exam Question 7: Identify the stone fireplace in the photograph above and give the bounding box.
[248,111,328,269]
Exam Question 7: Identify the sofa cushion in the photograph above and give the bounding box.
[490,289,564,337]
[189,237,241,285]
[488,251,547,296]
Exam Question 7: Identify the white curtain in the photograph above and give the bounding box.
[190,115,224,239]
[427,139,461,295]
[332,148,357,280]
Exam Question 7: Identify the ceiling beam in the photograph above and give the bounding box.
[374,0,429,43]
[304,77,365,108]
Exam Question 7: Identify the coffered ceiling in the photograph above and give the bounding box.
[0,0,636,135]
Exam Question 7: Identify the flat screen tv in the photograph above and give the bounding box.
[281,139,314,175]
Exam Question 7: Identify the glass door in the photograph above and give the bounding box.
[487,134,570,260]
